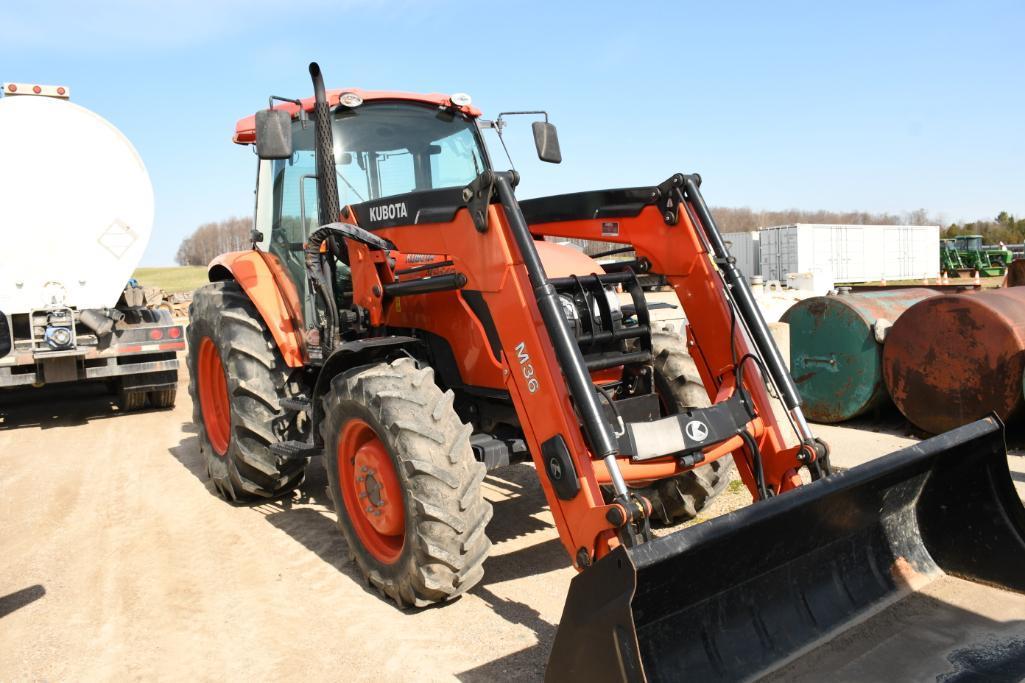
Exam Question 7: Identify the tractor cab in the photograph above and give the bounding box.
[955,234,984,251]
[237,94,487,305]
[236,88,560,324]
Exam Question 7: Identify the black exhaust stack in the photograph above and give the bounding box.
[309,62,340,226]
[306,62,343,351]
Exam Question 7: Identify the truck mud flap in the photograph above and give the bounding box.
[547,417,1025,682]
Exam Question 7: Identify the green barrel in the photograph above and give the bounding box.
[781,288,939,423]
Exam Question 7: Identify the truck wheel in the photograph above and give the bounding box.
[148,387,177,409]
[187,281,307,500]
[320,358,492,608]
[118,389,148,411]
[632,330,735,525]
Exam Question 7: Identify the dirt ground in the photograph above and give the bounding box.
[1,372,1023,681]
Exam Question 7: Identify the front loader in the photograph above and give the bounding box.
[188,63,1025,680]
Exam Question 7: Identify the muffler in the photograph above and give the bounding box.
[547,417,1025,682]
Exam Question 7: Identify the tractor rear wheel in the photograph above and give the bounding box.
[187,281,307,500]
[320,358,492,608]
[631,330,735,525]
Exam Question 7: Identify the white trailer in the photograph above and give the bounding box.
[758,224,939,284]
[0,82,182,407]
[721,231,760,281]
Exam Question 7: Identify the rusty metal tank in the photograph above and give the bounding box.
[883,287,1025,434]
[781,288,939,423]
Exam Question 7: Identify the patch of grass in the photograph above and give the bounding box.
[728,479,744,494]
[854,275,1004,289]
[132,266,208,293]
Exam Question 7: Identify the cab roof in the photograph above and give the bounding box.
[233,88,481,144]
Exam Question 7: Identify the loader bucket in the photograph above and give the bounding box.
[547,417,1025,682]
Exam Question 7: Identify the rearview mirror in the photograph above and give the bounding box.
[255,108,293,160]
[532,121,562,164]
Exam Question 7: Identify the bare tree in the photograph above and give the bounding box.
[176,217,253,266]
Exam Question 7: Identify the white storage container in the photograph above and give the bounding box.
[721,231,760,281]
[758,224,938,284]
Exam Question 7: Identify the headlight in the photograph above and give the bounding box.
[339,92,363,108]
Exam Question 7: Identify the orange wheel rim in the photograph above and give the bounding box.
[197,337,230,456]
[338,418,405,564]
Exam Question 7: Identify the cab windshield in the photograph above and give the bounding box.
[332,102,486,204]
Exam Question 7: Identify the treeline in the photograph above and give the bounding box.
[176,209,1023,265]
[712,207,1025,246]
[709,207,935,233]
[942,212,1025,245]
[175,217,253,266]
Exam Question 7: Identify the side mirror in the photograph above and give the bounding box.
[255,108,293,160]
[532,121,562,164]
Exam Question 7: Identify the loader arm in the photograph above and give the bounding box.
[520,174,824,496]
[342,171,820,566]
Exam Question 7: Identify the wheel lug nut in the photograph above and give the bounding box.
[356,476,365,482]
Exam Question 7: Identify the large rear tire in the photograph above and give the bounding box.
[633,330,735,525]
[187,281,307,500]
[320,358,492,608]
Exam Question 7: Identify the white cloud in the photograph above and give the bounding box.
[0,0,374,52]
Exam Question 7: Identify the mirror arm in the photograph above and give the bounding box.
[267,95,308,127]
[494,110,549,130]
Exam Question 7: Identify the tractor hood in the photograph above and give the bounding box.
[534,241,605,279]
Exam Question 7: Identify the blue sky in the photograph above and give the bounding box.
[3,0,1022,265]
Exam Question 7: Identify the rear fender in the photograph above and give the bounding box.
[208,250,305,367]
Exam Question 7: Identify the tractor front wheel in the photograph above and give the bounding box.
[321,358,492,608]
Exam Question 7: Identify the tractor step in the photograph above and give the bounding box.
[270,440,321,463]
[470,434,512,470]
[279,395,312,413]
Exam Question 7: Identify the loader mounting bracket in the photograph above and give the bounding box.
[463,170,519,232]
[654,173,687,226]
[463,171,496,233]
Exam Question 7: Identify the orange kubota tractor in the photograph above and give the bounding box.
[189,64,1025,680]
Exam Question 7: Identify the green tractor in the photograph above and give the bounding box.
[940,238,966,274]
[943,234,1011,277]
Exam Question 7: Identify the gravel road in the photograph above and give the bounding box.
[1,374,1022,680]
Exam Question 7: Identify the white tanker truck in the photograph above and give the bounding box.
[0,82,182,408]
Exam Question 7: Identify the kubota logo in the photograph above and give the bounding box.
[685,420,709,442]
[368,202,409,222]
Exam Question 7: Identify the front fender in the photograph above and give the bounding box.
[311,336,422,444]
[208,250,305,367]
